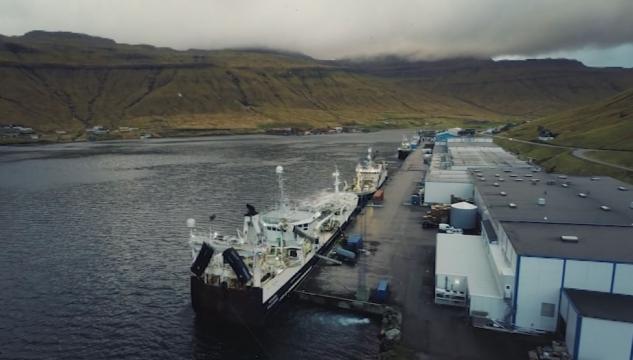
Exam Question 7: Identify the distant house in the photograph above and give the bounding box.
[265,127,295,135]
[435,131,457,143]
[537,126,556,141]
[1,125,35,137]
[86,125,109,135]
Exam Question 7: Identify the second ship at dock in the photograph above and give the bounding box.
[349,147,389,204]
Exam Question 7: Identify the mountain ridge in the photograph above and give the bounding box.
[2,31,633,138]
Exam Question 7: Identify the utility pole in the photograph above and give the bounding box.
[356,208,369,301]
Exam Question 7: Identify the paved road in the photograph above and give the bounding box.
[494,135,633,172]
[571,148,633,172]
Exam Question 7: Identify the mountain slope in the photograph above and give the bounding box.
[507,88,633,150]
[349,58,633,117]
[2,31,633,136]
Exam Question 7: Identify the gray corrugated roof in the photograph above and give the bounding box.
[501,222,633,262]
[473,170,633,262]
[474,170,633,226]
[565,288,633,323]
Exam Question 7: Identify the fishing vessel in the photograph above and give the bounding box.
[410,135,421,149]
[397,136,413,159]
[187,166,358,325]
[349,147,388,203]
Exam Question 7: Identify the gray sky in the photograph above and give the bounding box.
[1,0,633,67]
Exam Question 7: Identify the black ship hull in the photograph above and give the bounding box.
[397,149,411,160]
[191,206,359,326]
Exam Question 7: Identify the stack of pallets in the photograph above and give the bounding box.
[528,341,570,360]
[422,204,451,224]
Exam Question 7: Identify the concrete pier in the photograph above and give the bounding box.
[297,146,549,359]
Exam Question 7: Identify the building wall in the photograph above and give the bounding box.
[564,260,613,293]
[424,181,473,204]
[613,263,633,295]
[564,304,579,358]
[577,317,633,360]
[470,295,507,322]
[515,256,564,331]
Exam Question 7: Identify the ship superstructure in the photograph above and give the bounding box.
[187,166,358,325]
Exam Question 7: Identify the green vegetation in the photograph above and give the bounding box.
[2,31,633,142]
[495,138,633,184]
[584,150,633,169]
[507,88,633,151]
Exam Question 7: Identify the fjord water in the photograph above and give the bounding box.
[0,130,403,360]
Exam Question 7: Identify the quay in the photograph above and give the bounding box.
[296,146,548,359]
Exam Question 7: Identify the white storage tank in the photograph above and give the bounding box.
[450,202,478,230]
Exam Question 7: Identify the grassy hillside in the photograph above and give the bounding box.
[495,138,633,184]
[506,88,633,150]
[350,58,633,117]
[2,31,633,140]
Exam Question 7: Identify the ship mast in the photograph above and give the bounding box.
[332,167,341,193]
[276,165,288,211]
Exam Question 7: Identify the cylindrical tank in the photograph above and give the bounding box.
[450,201,478,230]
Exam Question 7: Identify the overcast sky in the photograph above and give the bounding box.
[1,0,633,67]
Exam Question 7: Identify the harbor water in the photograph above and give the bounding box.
[0,130,404,360]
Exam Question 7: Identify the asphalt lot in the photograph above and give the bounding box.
[299,147,550,359]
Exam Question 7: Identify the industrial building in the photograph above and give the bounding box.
[434,168,633,359]
[423,138,529,204]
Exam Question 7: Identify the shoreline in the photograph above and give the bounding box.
[0,126,392,147]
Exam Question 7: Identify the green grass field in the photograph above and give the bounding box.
[495,138,633,184]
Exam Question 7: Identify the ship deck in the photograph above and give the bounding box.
[297,145,549,359]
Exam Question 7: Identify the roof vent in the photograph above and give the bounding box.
[537,198,546,206]
[562,183,569,188]
[508,203,517,208]
[498,178,505,182]
[524,174,533,178]
[515,178,524,182]
[510,174,518,178]
[591,177,600,181]
[618,186,628,191]
[479,177,486,182]
[504,169,512,173]
[561,235,579,243]
[558,175,568,179]
[500,191,507,196]
[495,174,500,177]
[600,205,611,211]
[493,182,500,187]
[630,201,633,209]
[578,193,587,198]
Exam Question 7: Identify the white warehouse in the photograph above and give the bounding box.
[423,138,529,204]
[435,169,633,359]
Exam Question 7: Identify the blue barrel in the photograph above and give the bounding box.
[375,279,390,303]
[346,233,363,252]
